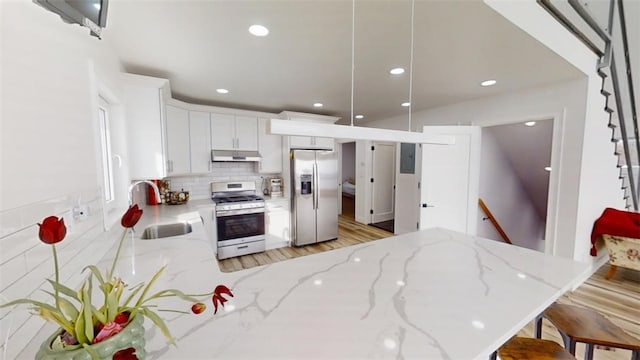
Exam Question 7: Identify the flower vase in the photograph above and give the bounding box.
[35,315,145,360]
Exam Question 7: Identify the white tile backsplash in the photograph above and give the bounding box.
[167,162,279,199]
[0,188,115,357]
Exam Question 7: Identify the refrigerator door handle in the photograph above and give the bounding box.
[313,163,318,209]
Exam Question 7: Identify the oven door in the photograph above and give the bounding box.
[216,208,265,245]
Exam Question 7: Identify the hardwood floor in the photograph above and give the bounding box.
[518,265,640,359]
[218,218,640,358]
[217,214,392,273]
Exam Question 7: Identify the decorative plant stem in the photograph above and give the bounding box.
[108,228,129,280]
[52,244,60,311]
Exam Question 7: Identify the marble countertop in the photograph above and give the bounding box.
[20,202,590,359]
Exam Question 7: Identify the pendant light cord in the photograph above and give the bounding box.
[350,0,355,127]
[408,0,415,132]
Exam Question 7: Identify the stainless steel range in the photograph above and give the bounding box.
[211,181,265,260]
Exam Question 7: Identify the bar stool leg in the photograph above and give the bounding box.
[567,339,576,356]
[585,343,594,360]
[489,351,497,360]
[632,350,639,360]
[534,313,543,339]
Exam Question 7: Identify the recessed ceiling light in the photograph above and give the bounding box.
[249,25,269,37]
[313,103,323,108]
[401,102,411,107]
[216,88,229,94]
[544,166,552,172]
[525,121,536,127]
[355,114,364,119]
[389,67,405,75]
[480,79,497,87]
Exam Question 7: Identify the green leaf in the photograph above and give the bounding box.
[46,279,80,301]
[106,286,118,322]
[42,290,79,320]
[82,265,106,287]
[122,283,144,308]
[90,304,107,324]
[82,343,101,360]
[144,288,200,303]
[140,308,176,346]
[82,277,94,343]
[74,306,87,345]
[134,265,167,308]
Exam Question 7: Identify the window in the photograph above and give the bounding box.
[98,97,114,203]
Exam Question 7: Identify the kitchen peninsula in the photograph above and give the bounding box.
[17,202,589,359]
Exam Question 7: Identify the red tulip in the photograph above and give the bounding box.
[38,216,66,244]
[121,204,143,228]
[212,285,234,314]
[191,303,206,314]
[114,312,129,324]
[113,347,138,360]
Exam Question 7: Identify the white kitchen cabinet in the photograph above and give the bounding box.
[258,118,283,173]
[165,105,191,175]
[189,111,211,173]
[123,74,170,179]
[289,135,334,150]
[235,116,259,150]
[265,198,290,250]
[210,113,235,150]
[211,114,258,151]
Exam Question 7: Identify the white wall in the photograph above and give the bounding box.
[1,1,124,212]
[367,77,624,263]
[478,130,545,251]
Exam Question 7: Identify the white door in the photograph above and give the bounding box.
[371,142,395,223]
[420,126,481,234]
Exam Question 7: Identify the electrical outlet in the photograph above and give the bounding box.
[72,205,90,221]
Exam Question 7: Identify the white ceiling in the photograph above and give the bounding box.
[102,0,582,221]
[103,0,584,125]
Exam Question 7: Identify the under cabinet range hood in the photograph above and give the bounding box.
[211,150,262,162]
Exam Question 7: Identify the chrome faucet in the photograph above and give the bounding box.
[128,180,161,205]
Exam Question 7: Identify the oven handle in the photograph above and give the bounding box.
[216,208,265,217]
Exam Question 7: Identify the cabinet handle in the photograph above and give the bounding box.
[237,245,249,249]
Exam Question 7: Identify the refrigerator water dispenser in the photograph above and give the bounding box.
[300,174,313,195]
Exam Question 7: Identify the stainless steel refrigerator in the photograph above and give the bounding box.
[291,149,338,246]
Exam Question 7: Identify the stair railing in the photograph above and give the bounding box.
[538,0,639,211]
[478,199,513,245]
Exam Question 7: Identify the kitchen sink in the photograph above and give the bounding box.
[141,222,192,239]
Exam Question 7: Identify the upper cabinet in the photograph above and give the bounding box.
[289,136,334,150]
[279,111,340,151]
[211,114,258,151]
[123,74,171,179]
[165,105,191,175]
[189,111,211,173]
[258,118,282,174]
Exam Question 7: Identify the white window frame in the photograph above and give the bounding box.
[98,97,115,204]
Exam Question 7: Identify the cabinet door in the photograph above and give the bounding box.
[289,136,312,149]
[211,113,235,150]
[165,105,191,175]
[189,111,211,173]
[258,118,283,173]
[124,86,166,179]
[235,116,258,151]
[314,136,334,150]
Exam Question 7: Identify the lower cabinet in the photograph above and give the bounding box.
[265,198,290,250]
